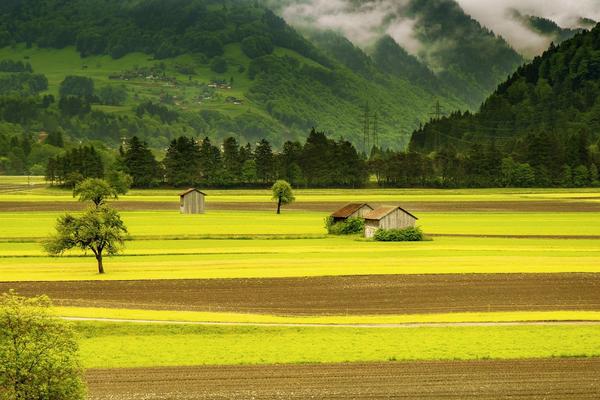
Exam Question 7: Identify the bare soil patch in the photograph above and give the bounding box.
[4,273,600,315]
[1,200,600,212]
[86,358,600,399]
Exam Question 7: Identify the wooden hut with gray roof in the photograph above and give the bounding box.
[330,203,374,223]
[179,188,206,214]
[363,206,418,238]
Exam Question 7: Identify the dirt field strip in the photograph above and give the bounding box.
[2,200,600,212]
[4,274,599,315]
[86,358,600,399]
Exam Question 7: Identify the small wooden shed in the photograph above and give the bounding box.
[364,206,418,238]
[179,188,206,214]
[330,203,374,223]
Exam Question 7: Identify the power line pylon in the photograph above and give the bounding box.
[363,103,371,154]
[362,103,380,155]
[429,100,446,121]
[429,100,446,150]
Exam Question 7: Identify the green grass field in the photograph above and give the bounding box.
[0,43,285,135]
[0,207,598,281]
[2,210,600,239]
[1,187,599,374]
[1,236,598,281]
[75,322,600,368]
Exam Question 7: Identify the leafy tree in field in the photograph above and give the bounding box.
[73,178,121,207]
[0,291,86,400]
[106,169,133,195]
[271,179,294,214]
[44,205,127,274]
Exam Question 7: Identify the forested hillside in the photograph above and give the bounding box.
[0,0,474,177]
[406,24,600,187]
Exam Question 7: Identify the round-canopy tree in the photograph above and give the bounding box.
[0,291,86,400]
[73,178,122,208]
[271,180,295,214]
[44,206,127,274]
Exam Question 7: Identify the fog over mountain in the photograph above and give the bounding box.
[274,0,600,58]
[456,0,600,56]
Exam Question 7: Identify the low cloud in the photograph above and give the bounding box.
[456,0,600,56]
[281,0,421,54]
[278,0,600,59]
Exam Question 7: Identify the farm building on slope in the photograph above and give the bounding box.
[364,206,418,238]
[180,188,206,214]
[330,203,374,223]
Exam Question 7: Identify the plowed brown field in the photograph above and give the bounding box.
[2,200,600,212]
[5,273,600,315]
[86,358,600,399]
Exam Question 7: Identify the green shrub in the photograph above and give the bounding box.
[325,216,365,235]
[374,227,424,242]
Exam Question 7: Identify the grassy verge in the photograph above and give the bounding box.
[74,322,600,368]
[56,307,600,325]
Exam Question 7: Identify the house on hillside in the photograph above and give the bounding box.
[364,206,418,238]
[330,203,374,223]
[180,188,206,214]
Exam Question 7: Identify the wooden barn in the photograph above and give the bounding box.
[364,206,418,238]
[330,203,374,223]
[179,188,206,214]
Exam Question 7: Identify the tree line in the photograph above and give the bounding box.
[372,130,599,188]
[44,125,600,189]
[45,129,369,188]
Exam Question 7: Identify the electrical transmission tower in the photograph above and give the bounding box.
[429,100,446,121]
[429,100,446,150]
[362,103,379,154]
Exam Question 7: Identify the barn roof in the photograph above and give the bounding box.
[364,206,418,221]
[179,188,207,197]
[331,203,373,218]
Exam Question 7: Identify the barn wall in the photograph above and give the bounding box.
[379,209,416,230]
[364,220,379,238]
[181,191,205,214]
[364,209,417,238]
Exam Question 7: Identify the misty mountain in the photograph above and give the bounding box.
[275,0,525,108]
[512,11,582,45]
[410,23,600,153]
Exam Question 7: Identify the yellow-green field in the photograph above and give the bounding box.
[75,322,600,368]
[0,180,599,203]
[57,307,600,325]
[1,210,600,239]
[1,186,600,375]
[0,236,598,281]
